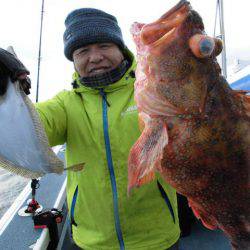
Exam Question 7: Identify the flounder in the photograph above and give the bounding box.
[0,78,64,178]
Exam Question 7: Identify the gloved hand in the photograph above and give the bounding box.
[0,48,31,95]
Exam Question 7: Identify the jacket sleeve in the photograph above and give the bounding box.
[35,91,67,147]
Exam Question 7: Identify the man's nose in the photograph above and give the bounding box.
[88,51,104,63]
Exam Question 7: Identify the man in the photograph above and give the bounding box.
[0,8,180,250]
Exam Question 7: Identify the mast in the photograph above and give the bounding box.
[35,0,45,103]
[218,0,227,78]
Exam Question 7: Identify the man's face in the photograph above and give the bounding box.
[72,43,124,77]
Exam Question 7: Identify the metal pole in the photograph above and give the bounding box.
[218,0,227,78]
[35,0,45,103]
[213,0,219,37]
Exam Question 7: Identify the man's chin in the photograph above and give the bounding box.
[89,70,108,76]
[87,68,113,77]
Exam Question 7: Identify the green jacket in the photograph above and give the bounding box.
[35,57,180,249]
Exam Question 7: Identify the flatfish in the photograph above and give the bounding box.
[0,78,64,179]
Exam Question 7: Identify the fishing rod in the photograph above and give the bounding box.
[26,0,46,215]
[12,0,45,215]
[35,0,45,103]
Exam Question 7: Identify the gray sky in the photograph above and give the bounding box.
[1,0,250,101]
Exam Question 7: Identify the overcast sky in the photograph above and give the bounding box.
[1,0,250,101]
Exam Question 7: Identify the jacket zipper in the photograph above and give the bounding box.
[100,89,125,250]
[157,181,176,223]
[71,185,78,226]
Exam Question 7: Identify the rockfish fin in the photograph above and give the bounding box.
[128,120,168,194]
[188,199,218,230]
[233,90,250,117]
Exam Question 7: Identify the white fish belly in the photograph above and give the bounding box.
[0,79,64,178]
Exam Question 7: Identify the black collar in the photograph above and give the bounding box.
[78,59,131,89]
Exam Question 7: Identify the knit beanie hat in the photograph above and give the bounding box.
[63,8,125,61]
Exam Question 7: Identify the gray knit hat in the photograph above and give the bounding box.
[63,8,125,61]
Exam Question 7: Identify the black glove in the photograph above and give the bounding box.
[0,48,31,95]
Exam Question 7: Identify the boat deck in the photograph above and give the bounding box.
[0,146,232,250]
[0,173,66,249]
[179,221,231,250]
[0,172,231,250]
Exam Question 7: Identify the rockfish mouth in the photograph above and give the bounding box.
[140,0,191,47]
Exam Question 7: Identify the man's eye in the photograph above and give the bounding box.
[78,49,88,54]
[100,44,110,49]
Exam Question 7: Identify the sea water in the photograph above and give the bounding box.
[0,145,64,218]
[0,169,28,218]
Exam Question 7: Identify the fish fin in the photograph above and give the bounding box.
[128,120,168,194]
[65,163,85,172]
[233,90,250,117]
[233,90,249,95]
[136,86,184,117]
[188,199,217,230]
[0,155,44,179]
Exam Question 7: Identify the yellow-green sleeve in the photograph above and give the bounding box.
[35,91,67,147]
